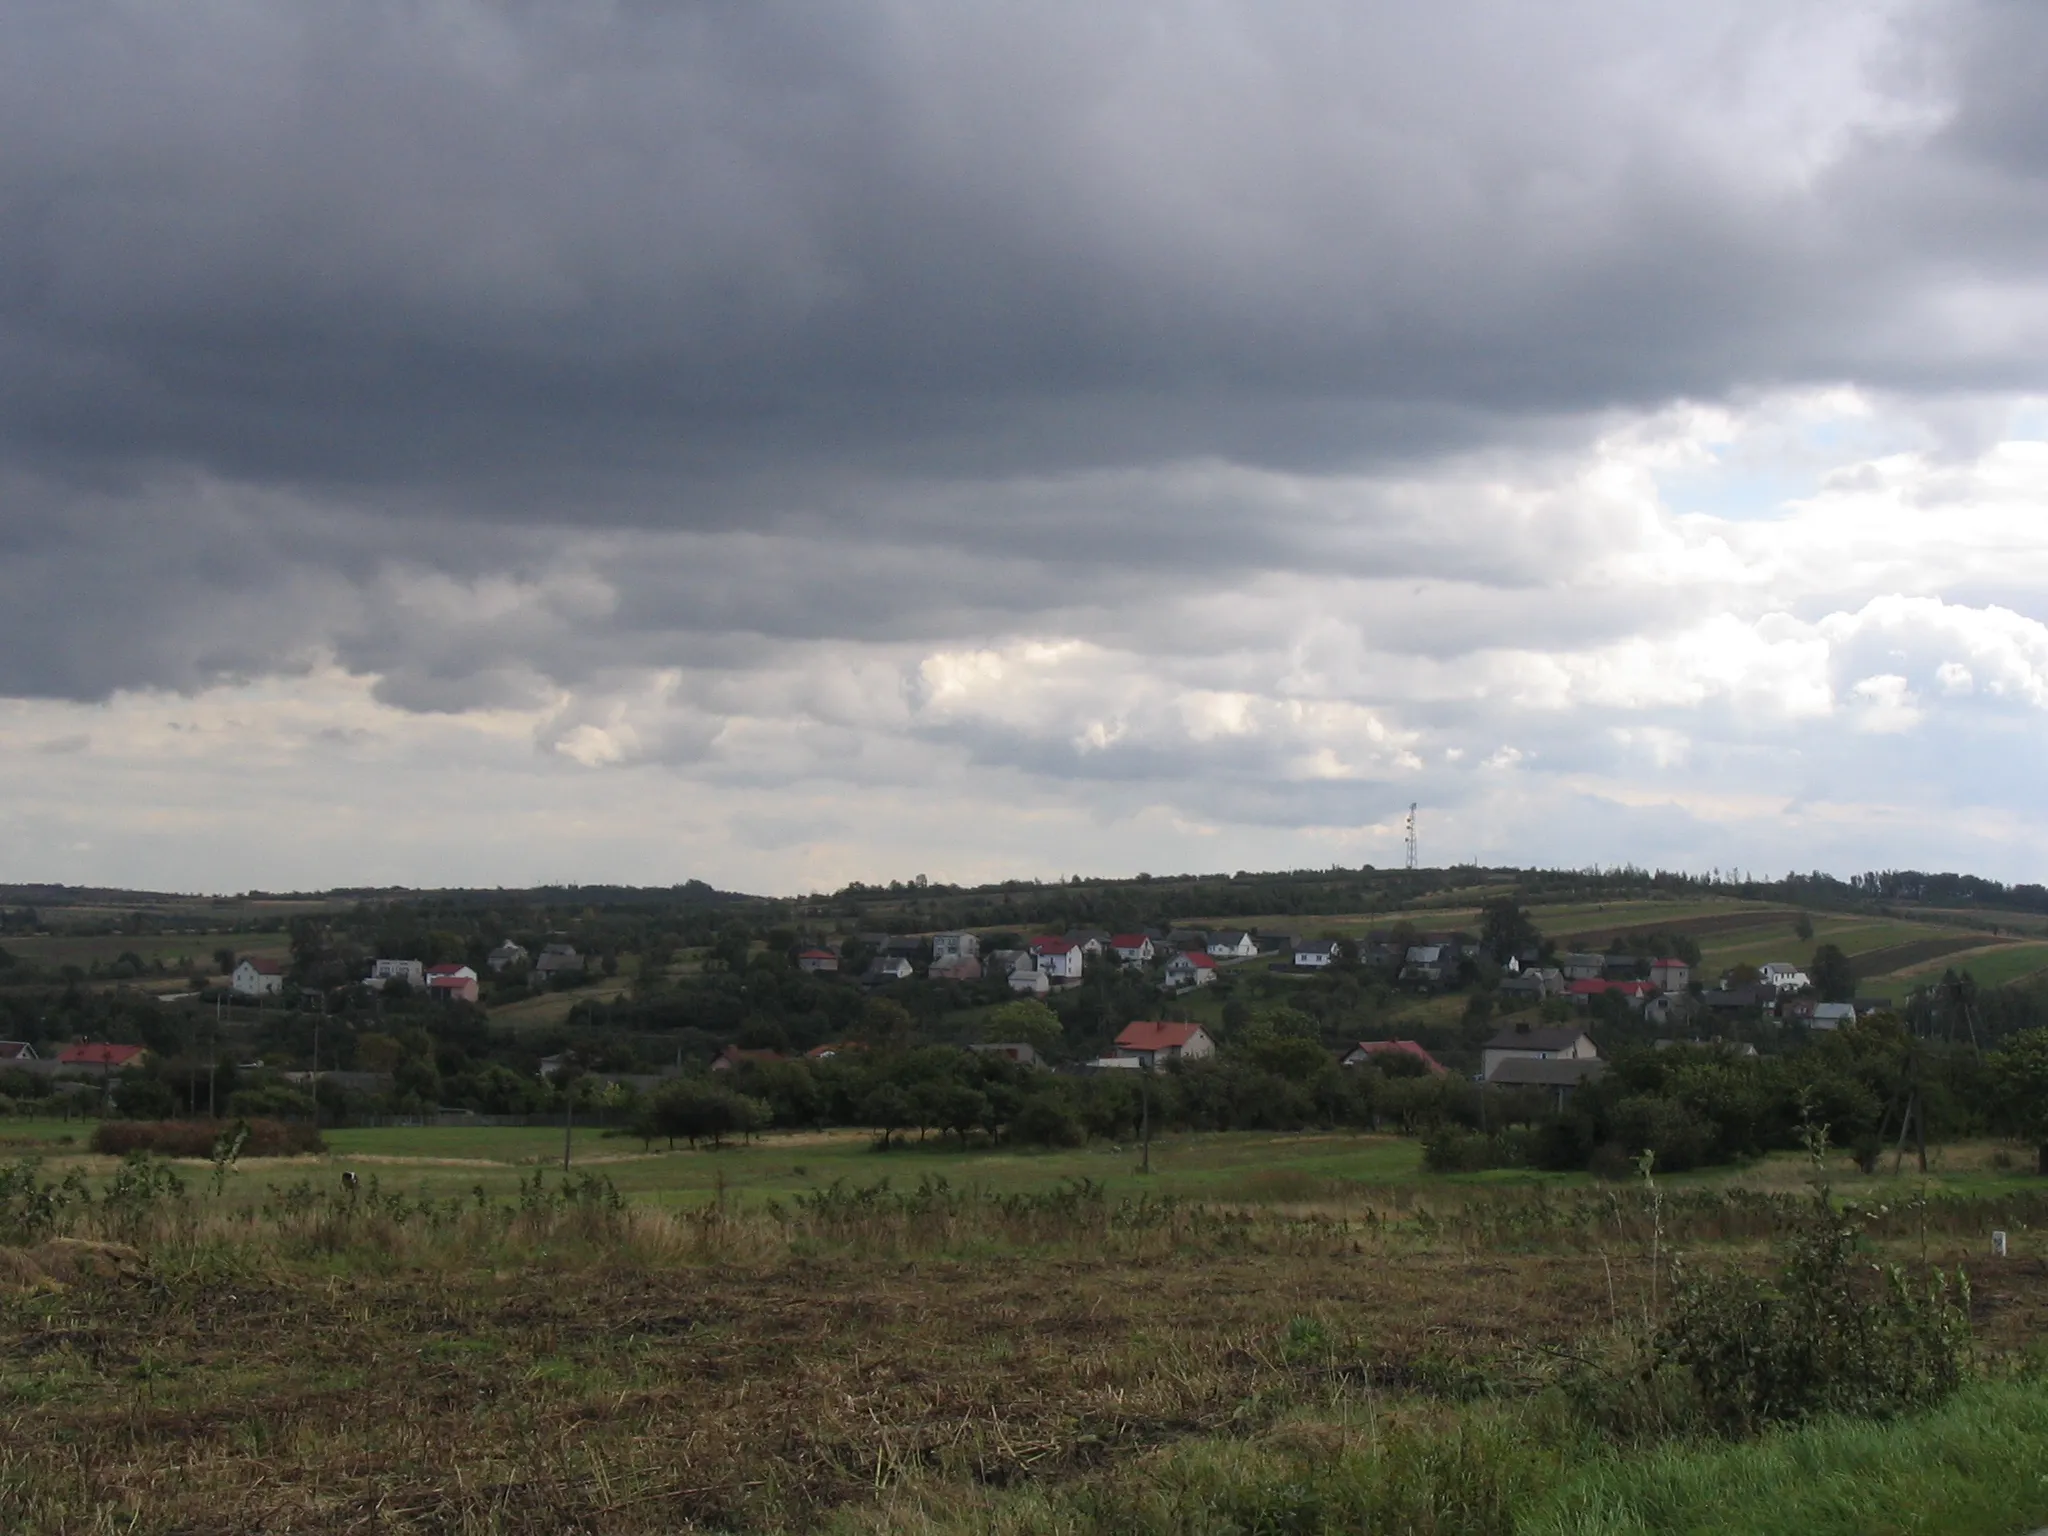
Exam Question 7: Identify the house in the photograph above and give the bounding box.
[1567,978,1653,1010]
[0,1041,38,1062]
[233,958,286,997]
[57,1043,149,1070]
[1110,934,1155,965]
[967,1042,1042,1067]
[367,958,425,990]
[426,964,480,1004]
[1084,1056,1145,1071]
[1030,937,1086,983]
[1648,958,1691,992]
[1064,930,1111,955]
[1481,1026,1598,1082]
[1207,931,1259,959]
[797,948,840,974]
[928,956,984,982]
[863,955,914,986]
[805,1042,857,1060]
[1341,1040,1446,1075]
[533,945,585,983]
[486,942,529,973]
[1402,944,1452,984]
[1167,929,1209,952]
[1293,939,1339,968]
[986,949,1028,979]
[1808,1002,1859,1031]
[1758,962,1811,992]
[1006,961,1051,996]
[1113,1020,1215,1067]
[1702,984,1771,1013]
[1163,951,1217,989]
[1498,967,1563,1002]
[931,932,980,965]
[710,1045,787,1072]
[1559,952,1606,982]
[1487,1056,1607,1109]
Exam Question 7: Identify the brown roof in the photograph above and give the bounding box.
[1115,1021,1203,1052]
[57,1043,147,1067]
[1481,1026,1590,1053]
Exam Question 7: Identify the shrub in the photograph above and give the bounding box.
[1424,1126,1532,1173]
[1654,1182,1971,1434]
[1010,1096,1084,1147]
[91,1118,325,1158]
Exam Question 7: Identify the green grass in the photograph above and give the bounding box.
[1524,1378,2048,1535]
[1871,942,2048,991]
[0,929,287,971]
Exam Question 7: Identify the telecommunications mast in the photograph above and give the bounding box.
[1404,803,1418,870]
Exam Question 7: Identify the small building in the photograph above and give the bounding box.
[1758,962,1811,992]
[1487,1055,1607,1108]
[1113,1020,1215,1067]
[233,958,286,997]
[710,1045,787,1072]
[1481,1026,1598,1082]
[1064,930,1111,955]
[1498,967,1564,1003]
[426,964,480,1004]
[797,948,840,974]
[1207,931,1259,959]
[486,942,529,974]
[1648,958,1691,992]
[1342,1039,1446,1075]
[931,932,980,965]
[1163,951,1217,988]
[1559,952,1606,982]
[863,956,914,986]
[367,958,425,990]
[56,1042,149,1071]
[0,1041,39,1062]
[1402,944,1452,984]
[1808,1001,1859,1031]
[1006,959,1051,996]
[1293,939,1339,969]
[1110,934,1155,965]
[533,945,585,984]
[967,1042,1042,1067]
[1566,978,1653,1010]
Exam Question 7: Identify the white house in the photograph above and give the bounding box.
[426,964,480,1004]
[797,948,839,974]
[1110,934,1155,965]
[1808,1002,1859,1030]
[1759,962,1812,992]
[1031,938,1085,982]
[1163,951,1217,989]
[1402,944,1451,983]
[1294,939,1339,968]
[1113,1020,1215,1066]
[368,958,425,990]
[864,955,914,984]
[932,932,980,964]
[1481,1026,1598,1082]
[1207,931,1259,959]
[232,958,285,997]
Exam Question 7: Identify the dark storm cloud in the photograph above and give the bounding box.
[3,0,2047,706]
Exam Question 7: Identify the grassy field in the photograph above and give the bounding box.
[486,979,636,1031]
[0,929,289,971]
[6,1117,2048,1533]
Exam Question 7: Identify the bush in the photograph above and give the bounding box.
[91,1119,326,1158]
[1010,1096,1084,1148]
[1423,1126,1532,1173]
[1655,1183,1971,1434]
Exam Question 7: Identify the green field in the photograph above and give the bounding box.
[0,929,288,972]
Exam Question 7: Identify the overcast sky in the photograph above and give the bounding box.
[5,1,2048,895]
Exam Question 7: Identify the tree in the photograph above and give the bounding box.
[1794,913,1815,942]
[1480,898,1540,964]
[1991,1028,2048,1175]
[861,1083,913,1149]
[985,999,1063,1058]
[213,948,237,979]
[1810,944,1856,1003]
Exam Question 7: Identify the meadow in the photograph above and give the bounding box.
[6,1118,2048,1534]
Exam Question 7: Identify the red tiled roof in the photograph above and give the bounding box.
[1110,934,1149,948]
[426,963,471,977]
[242,958,285,975]
[1032,938,1079,955]
[1569,978,1653,998]
[1115,1020,1203,1051]
[428,975,473,989]
[798,949,837,959]
[57,1043,147,1067]
[1172,951,1215,968]
[1349,1039,1446,1074]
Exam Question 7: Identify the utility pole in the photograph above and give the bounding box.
[1139,1058,1152,1175]
[1405,803,1418,871]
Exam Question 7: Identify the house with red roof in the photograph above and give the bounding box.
[1566,978,1653,1011]
[426,964,480,1004]
[1649,958,1692,992]
[796,948,840,974]
[1112,1020,1214,1067]
[710,1045,787,1072]
[57,1042,149,1070]
[1163,950,1216,989]
[1029,936,1085,982]
[1109,934,1154,965]
[1341,1039,1446,1075]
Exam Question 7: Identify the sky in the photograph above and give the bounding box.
[5,1,2048,897]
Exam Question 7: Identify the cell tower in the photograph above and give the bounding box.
[1404,803,1418,870]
